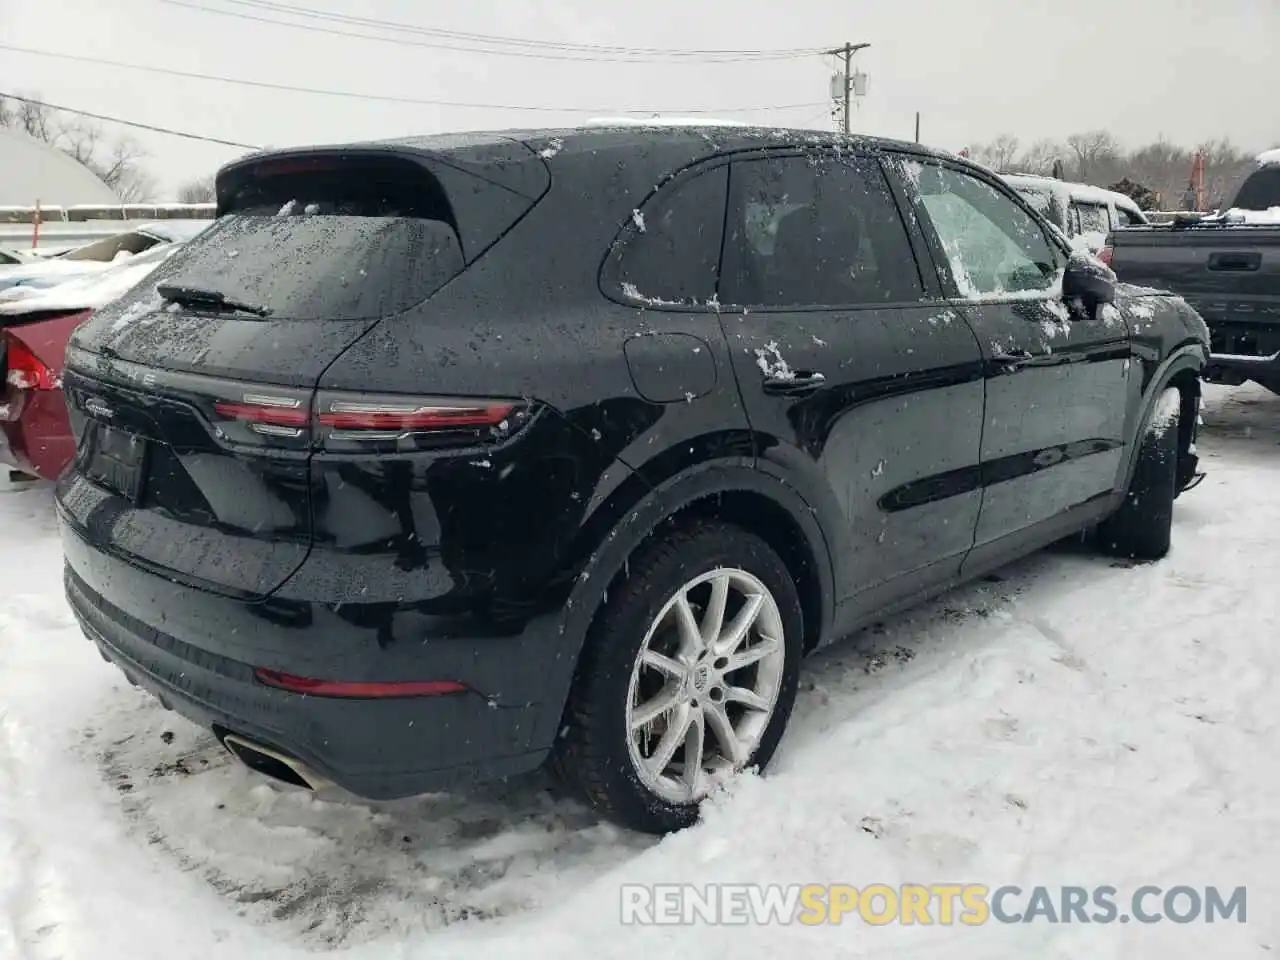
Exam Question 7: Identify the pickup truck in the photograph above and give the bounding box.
[1104,158,1280,392]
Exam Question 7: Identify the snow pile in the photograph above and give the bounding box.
[1,385,1280,959]
[1256,147,1280,167]
[1223,207,1280,225]
[754,340,806,381]
[108,290,166,331]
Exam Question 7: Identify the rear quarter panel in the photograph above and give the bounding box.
[309,142,755,612]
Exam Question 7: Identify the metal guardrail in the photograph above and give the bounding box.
[0,204,217,252]
[0,203,216,223]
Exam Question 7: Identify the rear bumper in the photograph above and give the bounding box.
[1204,349,1280,384]
[59,517,561,800]
[1201,314,1280,385]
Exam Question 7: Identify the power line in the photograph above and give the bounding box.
[0,44,828,115]
[194,0,824,58]
[158,0,822,63]
[0,91,259,149]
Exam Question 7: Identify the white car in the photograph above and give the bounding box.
[1002,174,1148,254]
[0,220,210,294]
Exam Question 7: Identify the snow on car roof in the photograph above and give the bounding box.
[581,116,761,128]
[1257,148,1280,167]
[135,220,213,243]
[1003,174,1136,209]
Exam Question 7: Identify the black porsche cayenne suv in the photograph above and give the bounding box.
[57,125,1208,834]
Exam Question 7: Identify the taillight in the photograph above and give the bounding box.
[207,389,531,451]
[209,390,311,448]
[4,336,57,391]
[314,391,530,451]
[214,396,309,434]
[318,399,516,432]
[1097,245,1114,268]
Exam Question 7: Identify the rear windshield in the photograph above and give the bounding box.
[151,158,465,321]
[1232,166,1280,212]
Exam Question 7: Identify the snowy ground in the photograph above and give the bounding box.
[2,384,1278,959]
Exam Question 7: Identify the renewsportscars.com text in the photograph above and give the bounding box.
[620,883,1247,926]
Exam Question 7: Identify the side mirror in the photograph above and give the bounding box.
[1062,253,1117,310]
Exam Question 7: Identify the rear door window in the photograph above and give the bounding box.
[1115,205,1144,226]
[150,157,469,321]
[1075,202,1110,235]
[607,164,728,306]
[720,152,923,307]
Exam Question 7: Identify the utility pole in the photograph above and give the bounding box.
[825,42,870,134]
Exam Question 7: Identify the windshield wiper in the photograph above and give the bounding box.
[156,283,272,318]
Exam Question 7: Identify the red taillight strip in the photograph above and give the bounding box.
[213,399,309,426]
[208,392,524,444]
[254,668,468,699]
[318,401,515,432]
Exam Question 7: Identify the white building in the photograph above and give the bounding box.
[0,127,120,207]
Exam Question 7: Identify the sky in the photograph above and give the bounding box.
[2,0,1278,198]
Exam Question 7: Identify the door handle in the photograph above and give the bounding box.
[1208,251,1261,272]
[762,371,826,396]
[990,347,1035,374]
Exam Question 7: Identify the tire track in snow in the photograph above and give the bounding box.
[84,690,647,947]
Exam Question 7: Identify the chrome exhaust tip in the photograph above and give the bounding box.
[221,733,334,793]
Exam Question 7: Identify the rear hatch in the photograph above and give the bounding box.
[58,141,549,599]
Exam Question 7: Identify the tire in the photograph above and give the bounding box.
[1098,387,1181,561]
[552,519,804,835]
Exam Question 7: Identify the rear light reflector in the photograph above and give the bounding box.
[3,336,58,391]
[1097,245,1114,268]
[253,668,468,699]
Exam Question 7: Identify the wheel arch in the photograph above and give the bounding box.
[1122,344,1203,493]
[532,452,836,750]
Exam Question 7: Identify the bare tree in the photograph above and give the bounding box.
[1065,130,1123,181]
[0,93,157,201]
[1016,139,1067,176]
[970,134,1021,173]
[950,125,1269,212]
[176,176,216,203]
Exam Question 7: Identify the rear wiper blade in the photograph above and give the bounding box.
[156,283,272,318]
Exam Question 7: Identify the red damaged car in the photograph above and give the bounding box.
[1,244,181,480]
